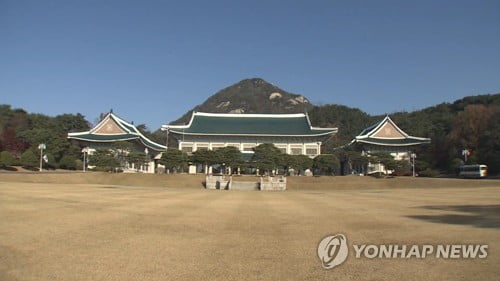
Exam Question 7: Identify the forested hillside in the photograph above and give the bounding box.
[1,86,499,175]
[391,94,500,174]
[0,106,160,170]
[308,94,500,174]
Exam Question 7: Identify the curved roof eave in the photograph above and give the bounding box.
[67,136,140,142]
[167,130,337,137]
[355,139,431,146]
[138,137,167,151]
[68,112,167,151]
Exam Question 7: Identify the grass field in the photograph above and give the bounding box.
[0,173,499,280]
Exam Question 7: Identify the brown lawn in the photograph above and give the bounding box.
[0,173,499,280]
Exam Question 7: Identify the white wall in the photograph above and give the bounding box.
[178,137,322,158]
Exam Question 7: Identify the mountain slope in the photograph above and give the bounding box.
[172,78,313,124]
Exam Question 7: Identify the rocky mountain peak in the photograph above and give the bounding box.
[172,78,313,124]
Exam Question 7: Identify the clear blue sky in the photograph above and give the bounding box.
[1,0,499,130]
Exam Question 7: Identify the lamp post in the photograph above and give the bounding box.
[165,128,169,149]
[144,148,149,173]
[410,153,417,177]
[38,143,46,172]
[82,147,89,172]
[462,149,470,163]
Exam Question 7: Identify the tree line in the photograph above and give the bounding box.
[159,143,341,176]
[1,92,499,175]
[0,106,158,171]
[0,105,90,170]
[308,94,500,175]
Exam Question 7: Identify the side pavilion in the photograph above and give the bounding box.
[67,111,166,173]
[352,115,431,174]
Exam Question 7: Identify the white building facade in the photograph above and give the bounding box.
[162,112,337,158]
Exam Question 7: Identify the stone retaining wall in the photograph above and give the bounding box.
[205,175,286,191]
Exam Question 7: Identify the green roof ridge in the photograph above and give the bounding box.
[68,112,166,151]
[165,112,337,136]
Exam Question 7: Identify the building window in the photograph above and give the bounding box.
[290,147,303,155]
[181,145,193,153]
[306,148,318,156]
[196,144,209,151]
[275,144,287,154]
[305,145,318,156]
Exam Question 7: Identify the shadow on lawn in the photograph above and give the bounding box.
[407,205,500,229]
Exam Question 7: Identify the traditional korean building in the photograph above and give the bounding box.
[67,111,166,173]
[352,115,430,174]
[162,112,337,158]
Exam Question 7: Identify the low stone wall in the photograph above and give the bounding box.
[205,175,286,191]
[205,175,231,190]
[260,176,287,191]
[231,181,260,191]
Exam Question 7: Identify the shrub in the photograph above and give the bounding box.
[370,172,386,178]
[75,159,83,170]
[392,161,411,176]
[0,151,15,166]
[58,155,77,170]
[44,153,57,169]
[21,150,38,168]
[88,150,120,172]
[419,168,440,177]
[313,154,340,175]
[448,158,464,174]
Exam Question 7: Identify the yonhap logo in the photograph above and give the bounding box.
[317,233,489,270]
[317,234,349,269]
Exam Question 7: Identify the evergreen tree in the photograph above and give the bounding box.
[127,152,147,171]
[313,154,340,175]
[159,149,188,173]
[292,155,314,173]
[215,146,243,173]
[0,151,14,166]
[88,149,120,172]
[21,149,38,168]
[252,144,282,175]
[59,155,78,170]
